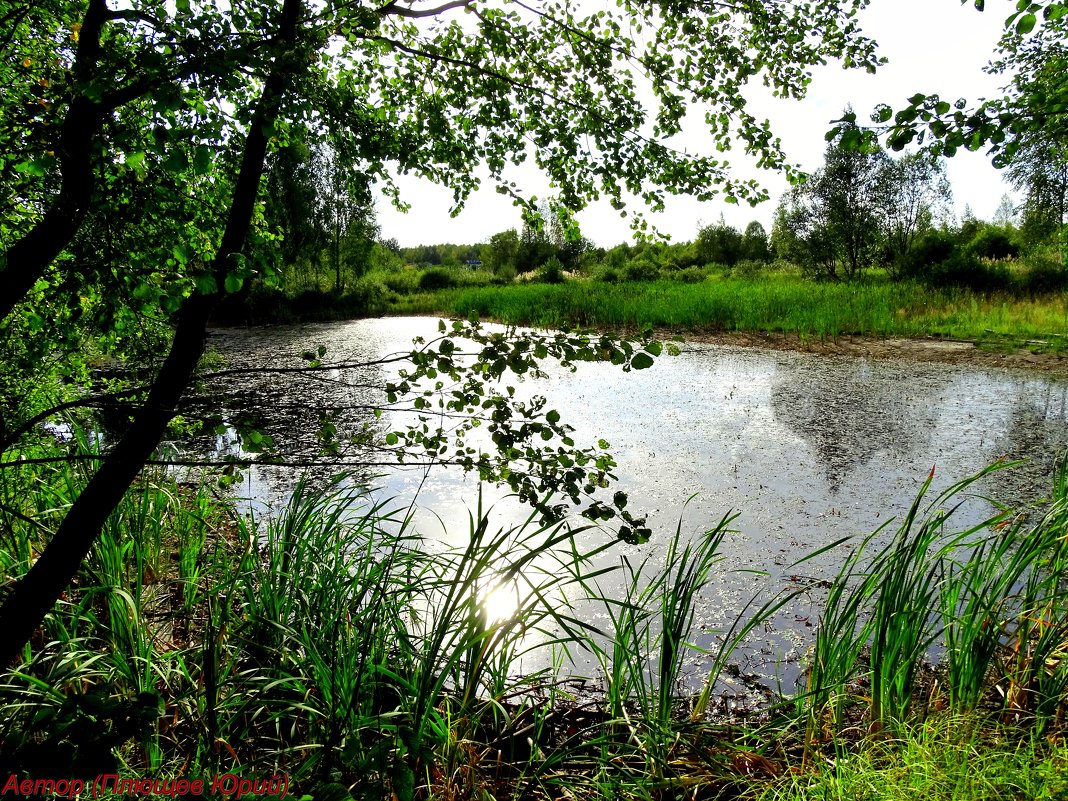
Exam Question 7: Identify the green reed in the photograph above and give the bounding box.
[5,438,1068,796]
[795,456,1068,741]
[391,277,1068,348]
[999,460,1068,731]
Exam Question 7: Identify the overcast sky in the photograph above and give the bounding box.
[376,0,1017,248]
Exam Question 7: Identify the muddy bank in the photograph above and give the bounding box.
[667,330,1068,375]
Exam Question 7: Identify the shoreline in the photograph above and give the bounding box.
[210,308,1068,376]
[665,329,1068,375]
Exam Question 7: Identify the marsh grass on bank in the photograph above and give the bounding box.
[384,277,1068,353]
[3,441,1068,797]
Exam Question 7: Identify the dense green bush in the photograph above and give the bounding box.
[212,280,389,324]
[1019,250,1068,294]
[418,266,456,290]
[492,263,517,284]
[622,258,661,282]
[964,225,1020,261]
[926,253,1012,292]
[767,258,800,273]
[733,259,765,278]
[893,230,1019,292]
[595,265,622,283]
[378,268,421,294]
[537,256,565,284]
[893,230,958,280]
[670,266,709,283]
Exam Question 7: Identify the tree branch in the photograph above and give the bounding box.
[0,388,147,454]
[0,455,441,469]
[377,0,472,19]
[0,0,109,324]
[0,5,31,58]
[105,9,166,29]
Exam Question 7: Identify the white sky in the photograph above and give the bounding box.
[376,0,1017,248]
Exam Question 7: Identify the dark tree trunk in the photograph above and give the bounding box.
[0,0,109,324]
[0,0,306,668]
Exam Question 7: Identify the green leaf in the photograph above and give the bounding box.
[164,151,189,173]
[390,761,415,801]
[193,145,212,175]
[14,154,57,176]
[1015,12,1037,32]
[193,274,218,294]
[172,244,192,265]
[631,352,655,370]
[224,274,243,293]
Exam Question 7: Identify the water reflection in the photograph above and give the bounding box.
[770,359,937,492]
[991,380,1068,505]
[181,322,406,508]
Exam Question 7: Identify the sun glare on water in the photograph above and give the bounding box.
[479,581,520,624]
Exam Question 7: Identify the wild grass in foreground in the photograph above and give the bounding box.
[749,715,1068,801]
[389,277,1068,352]
[2,445,1068,798]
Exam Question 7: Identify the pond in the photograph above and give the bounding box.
[187,317,1068,700]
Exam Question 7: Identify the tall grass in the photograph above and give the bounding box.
[584,515,736,780]
[0,457,619,794]
[390,277,1068,349]
[3,444,1068,796]
[752,715,1068,801]
[795,456,1068,744]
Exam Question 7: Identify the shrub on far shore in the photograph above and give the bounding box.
[670,266,708,283]
[418,266,455,290]
[1019,249,1068,295]
[537,256,565,284]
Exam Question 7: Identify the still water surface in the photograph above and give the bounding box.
[192,317,1068,694]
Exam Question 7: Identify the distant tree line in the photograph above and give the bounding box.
[770,111,1065,286]
[259,115,1065,302]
